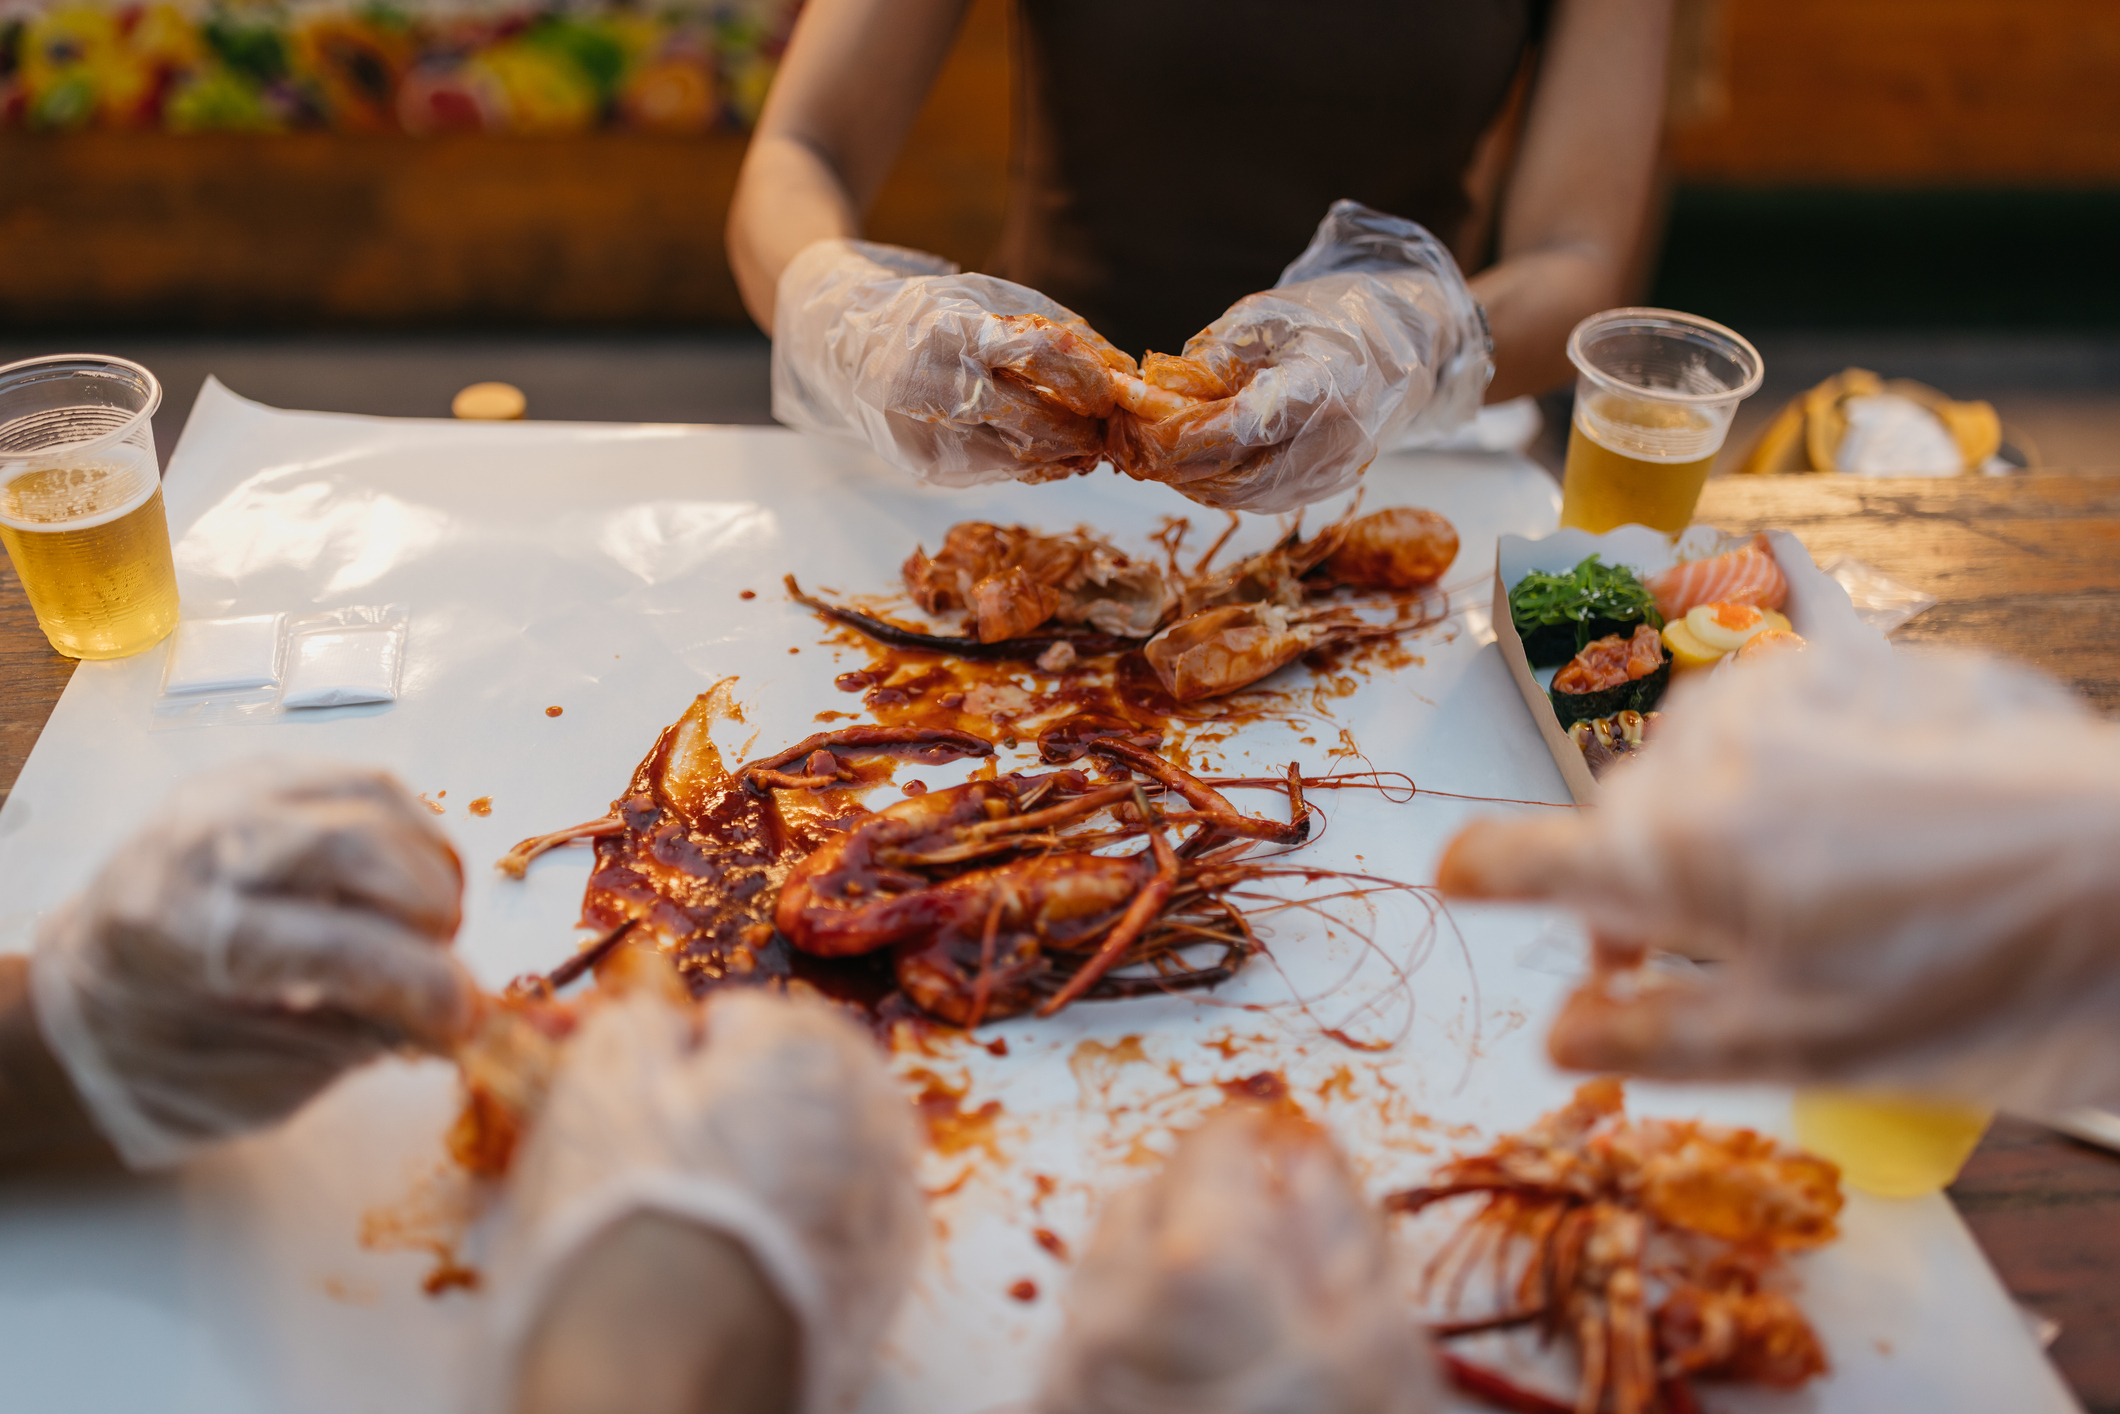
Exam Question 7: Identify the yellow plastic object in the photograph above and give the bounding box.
[453,381,527,421]
[1734,368,2002,475]
[1792,1089,1994,1198]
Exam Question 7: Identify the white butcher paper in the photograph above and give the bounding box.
[0,379,2075,1414]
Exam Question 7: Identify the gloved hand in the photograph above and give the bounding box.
[773,238,1140,487]
[29,758,473,1169]
[1437,641,2120,1116]
[1038,1103,1438,1414]
[488,988,923,1414]
[1107,200,1491,513]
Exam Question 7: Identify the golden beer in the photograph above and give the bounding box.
[1559,394,1719,535]
[0,450,179,659]
[1792,1089,1995,1198]
[1561,309,1763,536]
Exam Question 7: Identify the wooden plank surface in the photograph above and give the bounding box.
[1,469,2116,1406]
[1698,473,2120,712]
[1700,471,2120,1414]
[0,558,75,815]
[1668,0,2120,182]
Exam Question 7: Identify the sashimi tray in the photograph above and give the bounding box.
[0,381,2076,1414]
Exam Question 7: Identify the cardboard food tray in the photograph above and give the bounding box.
[1493,523,1877,805]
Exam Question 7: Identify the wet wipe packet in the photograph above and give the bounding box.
[281,605,408,709]
[149,604,408,727]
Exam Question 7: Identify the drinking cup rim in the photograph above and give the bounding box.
[0,353,164,465]
[1566,308,1765,407]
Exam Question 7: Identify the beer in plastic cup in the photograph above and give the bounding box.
[1559,309,1764,535]
[1791,1088,1995,1198]
[0,355,178,660]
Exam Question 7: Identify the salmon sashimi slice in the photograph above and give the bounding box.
[1645,535,1790,621]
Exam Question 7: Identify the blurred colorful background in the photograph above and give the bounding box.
[0,0,790,134]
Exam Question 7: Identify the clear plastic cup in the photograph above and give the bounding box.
[1559,309,1765,534]
[1792,1088,1995,1198]
[0,354,178,659]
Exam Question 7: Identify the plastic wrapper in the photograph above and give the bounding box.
[1037,1105,1438,1414]
[772,239,1133,489]
[283,603,408,709]
[1438,638,2120,1115]
[151,612,287,728]
[1109,200,1492,513]
[149,603,409,728]
[1818,555,1938,634]
[27,758,472,1169]
[487,989,923,1414]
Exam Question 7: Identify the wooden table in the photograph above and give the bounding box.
[1698,473,2120,1414]
[4,472,2119,1408]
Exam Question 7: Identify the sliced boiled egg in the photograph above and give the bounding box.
[1686,601,1772,653]
[1661,616,1725,671]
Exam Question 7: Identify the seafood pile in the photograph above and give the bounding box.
[1391,1079,1842,1414]
[496,684,1374,1031]
[794,501,1458,705]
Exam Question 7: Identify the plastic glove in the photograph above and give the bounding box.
[489,988,923,1414]
[1107,200,1491,513]
[1437,641,2120,1116]
[28,758,472,1169]
[773,237,1139,487]
[1038,1104,1438,1414]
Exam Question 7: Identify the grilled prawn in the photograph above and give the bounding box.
[1390,1078,1839,1414]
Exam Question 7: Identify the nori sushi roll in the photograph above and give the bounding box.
[1508,556,1663,668]
[1518,613,1650,668]
[1549,627,1671,727]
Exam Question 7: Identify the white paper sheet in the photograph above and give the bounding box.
[0,380,2077,1414]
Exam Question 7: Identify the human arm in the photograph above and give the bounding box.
[18,759,474,1171]
[492,989,922,1414]
[0,954,113,1170]
[1436,641,2120,1116]
[517,1211,800,1414]
[726,0,970,330]
[1469,0,1674,402]
[728,0,1138,485]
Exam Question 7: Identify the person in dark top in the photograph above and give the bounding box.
[730,0,1673,508]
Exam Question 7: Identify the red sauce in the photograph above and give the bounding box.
[1033,1227,1070,1260]
[469,796,493,816]
[545,705,564,717]
[1008,1279,1039,1302]
[808,557,1442,772]
[564,682,1002,1018]
[740,589,757,600]
[421,1258,482,1297]
[910,1068,1004,1159]
[1217,1070,1304,1116]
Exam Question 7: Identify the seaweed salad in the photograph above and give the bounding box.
[1508,556,1664,667]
